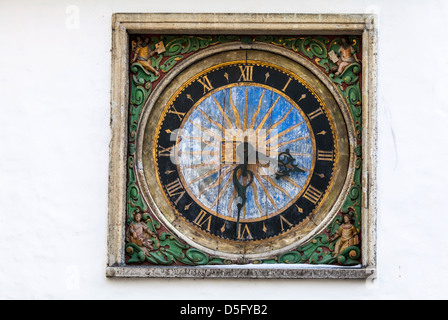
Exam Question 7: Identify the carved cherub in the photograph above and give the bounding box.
[126,212,156,256]
[329,214,359,258]
[131,37,166,76]
[329,38,361,76]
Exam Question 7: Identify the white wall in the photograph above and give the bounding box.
[1,0,447,300]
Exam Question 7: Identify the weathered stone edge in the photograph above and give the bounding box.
[106,266,376,279]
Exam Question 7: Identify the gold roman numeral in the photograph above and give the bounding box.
[317,150,334,161]
[158,145,174,157]
[167,106,186,121]
[197,75,214,94]
[308,108,324,120]
[237,224,252,240]
[193,209,212,232]
[279,215,293,231]
[165,178,185,205]
[238,65,253,82]
[282,77,293,92]
[303,185,323,205]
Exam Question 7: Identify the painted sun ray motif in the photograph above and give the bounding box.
[256,95,281,131]
[265,121,305,146]
[212,94,233,129]
[243,86,249,131]
[282,176,303,189]
[211,98,228,214]
[253,170,278,210]
[188,165,226,185]
[229,88,242,130]
[289,152,313,157]
[189,119,222,140]
[197,166,235,198]
[259,107,294,140]
[181,161,218,170]
[261,174,292,199]
[267,136,310,150]
[227,189,239,216]
[197,108,225,132]
[249,179,264,217]
[184,136,216,147]
[178,150,216,156]
[250,89,265,129]
[211,169,235,208]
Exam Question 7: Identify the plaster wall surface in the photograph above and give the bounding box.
[1,0,447,299]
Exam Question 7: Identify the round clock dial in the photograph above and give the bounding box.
[176,82,315,221]
[139,46,351,259]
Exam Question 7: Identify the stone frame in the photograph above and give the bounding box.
[107,13,377,279]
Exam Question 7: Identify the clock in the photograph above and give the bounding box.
[138,44,352,260]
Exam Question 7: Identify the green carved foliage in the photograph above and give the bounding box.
[126,223,229,266]
[330,64,361,87]
[259,235,360,266]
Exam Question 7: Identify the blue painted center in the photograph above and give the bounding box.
[177,84,314,221]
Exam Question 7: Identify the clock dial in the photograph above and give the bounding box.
[155,60,336,241]
[177,84,314,220]
[140,47,350,258]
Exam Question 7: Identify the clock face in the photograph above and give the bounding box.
[175,82,315,223]
[140,48,350,258]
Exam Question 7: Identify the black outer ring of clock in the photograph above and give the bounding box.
[156,61,336,242]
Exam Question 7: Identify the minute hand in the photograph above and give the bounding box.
[232,163,254,237]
